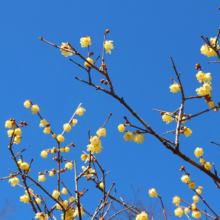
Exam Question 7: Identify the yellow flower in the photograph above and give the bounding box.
[184,208,190,214]
[134,133,145,144]
[7,129,14,137]
[123,131,134,141]
[62,209,74,220]
[69,196,75,203]
[24,100,31,109]
[96,128,106,137]
[8,176,19,187]
[41,150,48,158]
[104,40,114,54]
[162,113,174,124]
[31,105,40,114]
[149,188,158,197]
[61,188,68,195]
[184,127,192,137]
[25,188,34,197]
[52,133,56,138]
[20,162,29,171]
[118,124,125,132]
[169,83,181,93]
[196,71,205,83]
[35,212,48,220]
[13,135,21,144]
[194,147,203,158]
[5,120,13,128]
[200,158,205,164]
[195,189,202,195]
[71,119,78,126]
[204,162,212,171]
[87,144,102,154]
[175,115,186,123]
[14,128,22,136]
[57,134,65,142]
[81,154,87,162]
[65,162,73,170]
[181,175,190,184]
[52,190,60,199]
[90,136,101,146]
[60,43,73,57]
[208,101,215,108]
[204,72,212,83]
[172,196,181,206]
[62,200,69,208]
[38,175,46,182]
[63,123,71,132]
[99,182,104,188]
[20,195,29,204]
[192,211,201,219]
[80,36,92,48]
[84,57,94,67]
[74,205,85,217]
[82,166,95,177]
[201,44,217,57]
[192,195,200,203]
[43,127,51,134]
[35,198,41,205]
[76,107,86,116]
[49,171,54,177]
[189,181,196,189]
[174,207,184,218]
[39,119,47,127]
[65,146,70,152]
[136,211,148,220]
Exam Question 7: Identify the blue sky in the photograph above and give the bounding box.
[0,1,220,219]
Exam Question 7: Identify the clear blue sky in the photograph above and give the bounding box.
[0,1,220,219]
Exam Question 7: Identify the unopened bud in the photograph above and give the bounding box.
[100,79,105,84]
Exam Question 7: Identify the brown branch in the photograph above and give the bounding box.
[102,112,112,128]
[108,206,134,220]
[158,195,167,220]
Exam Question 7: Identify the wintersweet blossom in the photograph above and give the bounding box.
[5,120,13,128]
[43,127,51,134]
[74,205,85,217]
[60,43,73,57]
[35,198,41,205]
[62,209,74,220]
[57,134,65,142]
[76,107,86,116]
[96,128,106,137]
[181,175,190,184]
[80,36,92,48]
[189,181,196,189]
[195,189,202,195]
[81,154,87,162]
[174,207,184,218]
[123,131,134,141]
[184,127,192,137]
[169,83,181,93]
[149,188,158,197]
[38,175,46,182]
[65,146,70,152]
[24,100,31,108]
[25,188,34,197]
[104,40,114,54]
[49,171,54,177]
[184,208,190,214]
[200,157,205,164]
[175,115,186,123]
[162,113,174,124]
[194,147,203,158]
[39,119,47,127]
[99,182,104,188]
[192,195,200,203]
[9,176,20,187]
[208,101,215,108]
[63,123,71,132]
[172,196,181,206]
[65,162,73,170]
[71,119,78,126]
[31,105,40,114]
[14,128,22,135]
[90,136,101,146]
[7,129,14,137]
[192,211,201,219]
[20,195,29,204]
[41,150,48,158]
[14,135,21,144]
[84,57,94,67]
[61,188,68,195]
[196,71,205,83]
[82,166,95,177]
[52,190,60,199]
[118,124,125,132]
[69,196,75,203]
[35,212,48,220]
[134,133,145,144]
[20,161,29,171]
[135,211,148,220]
[201,44,217,57]
[204,162,212,171]
[87,144,103,154]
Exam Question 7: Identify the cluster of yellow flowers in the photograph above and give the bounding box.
[35,212,48,220]
[194,147,212,171]
[118,124,145,144]
[60,42,73,57]
[200,37,219,57]
[5,119,22,144]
